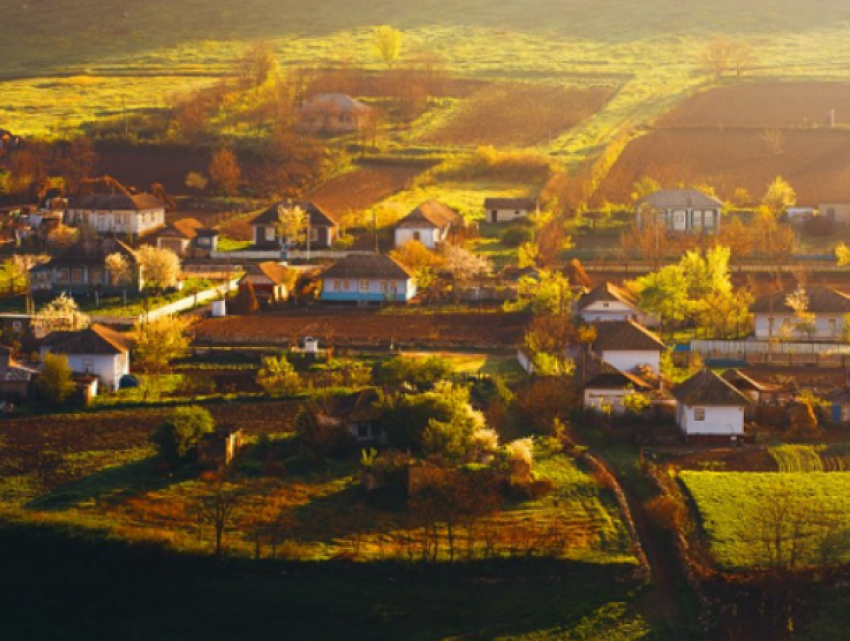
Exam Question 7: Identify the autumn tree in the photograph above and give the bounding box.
[37,353,75,405]
[390,240,445,293]
[441,244,491,303]
[762,176,797,218]
[194,470,245,560]
[132,315,191,399]
[36,292,90,335]
[632,214,669,270]
[374,26,403,69]
[208,148,242,196]
[236,41,279,89]
[699,36,754,78]
[136,245,181,292]
[104,252,131,286]
[274,204,308,249]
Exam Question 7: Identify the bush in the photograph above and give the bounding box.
[152,405,215,463]
[37,353,75,405]
[501,225,534,247]
[374,355,454,391]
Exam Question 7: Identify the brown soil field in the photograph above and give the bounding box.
[307,165,423,215]
[422,83,614,147]
[193,309,529,348]
[658,82,850,129]
[597,128,850,206]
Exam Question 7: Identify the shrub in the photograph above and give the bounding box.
[152,405,215,463]
[501,225,534,247]
[37,353,75,405]
[257,354,301,396]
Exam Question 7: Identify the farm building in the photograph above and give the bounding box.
[66,187,165,239]
[198,426,244,468]
[483,197,537,223]
[577,351,652,416]
[636,188,722,234]
[0,346,38,402]
[251,201,338,250]
[394,200,462,249]
[324,388,384,443]
[154,218,218,257]
[295,93,374,133]
[30,237,142,294]
[320,254,416,304]
[238,262,294,306]
[577,282,658,327]
[589,320,666,376]
[673,369,750,441]
[819,203,850,225]
[40,323,132,392]
[750,285,850,340]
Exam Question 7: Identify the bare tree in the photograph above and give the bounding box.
[194,470,244,560]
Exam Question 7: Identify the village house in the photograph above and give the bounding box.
[238,262,293,307]
[295,93,375,133]
[154,218,219,257]
[320,254,416,304]
[819,203,850,226]
[0,129,22,151]
[39,323,131,392]
[589,320,666,375]
[673,369,750,441]
[66,191,165,238]
[251,201,339,249]
[577,351,653,416]
[30,237,142,294]
[750,285,850,341]
[483,197,537,224]
[0,346,38,402]
[394,200,462,250]
[324,388,384,443]
[578,281,658,327]
[637,188,723,234]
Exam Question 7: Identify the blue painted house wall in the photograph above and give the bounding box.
[320,277,416,303]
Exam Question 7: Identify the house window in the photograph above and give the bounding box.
[827,208,836,220]
[265,226,276,242]
[90,268,103,284]
[310,227,319,242]
[390,281,398,293]
[359,280,370,293]
[83,359,94,374]
[356,423,374,440]
[71,268,83,283]
[342,280,350,291]
[57,268,70,283]
[412,231,421,242]
[692,210,703,229]
[380,281,389,293]
[704,210,715,228]
[768,317,775,335]
[830,318,838,334]
[694,408,706,421]
[11,321,21,333]
[602,302,609,308]
[673,210,687,230]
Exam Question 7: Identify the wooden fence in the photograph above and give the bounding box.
[691,339,850,367]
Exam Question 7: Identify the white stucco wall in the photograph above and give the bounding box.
[753,313,845,340]
[394,227,441,249]
[70,209,165,236]
[677,404,744,436]
[487,208,530,223]
[40,348,130,393]
[584,388,635,415]
[600,349,661,375]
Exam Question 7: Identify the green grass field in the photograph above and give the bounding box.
[680,470,850,570]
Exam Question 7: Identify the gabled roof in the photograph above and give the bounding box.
[577,351,652,390]
[578,281,638,311]
[484,198,537,210]
[158,218,205,240]
[721,369,788,394]
[44,323,132,356]
[750,285,850,314]
[0,346,37,381]
[673,369,751,407]
[252,201,339,227]
[322,254,412,280]
[35,237,137,270]
[396,200,462,230]
[323,388,382,422]
[638,189,723,210]
[299,93,372,113]
[243,262,292,286]
[592,320,665,352]
[70,192,164,211]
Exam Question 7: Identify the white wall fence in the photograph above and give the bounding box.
[584,261,850,274]
[210,249,376,261]
[691,339,850,367]
[91,279,240,326]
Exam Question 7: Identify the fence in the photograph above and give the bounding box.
[210,249,375,261]
[582,261,850,274]
[691,339,850,367]
[91,279,240,326]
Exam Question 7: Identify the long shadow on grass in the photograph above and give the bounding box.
[26,457,187,512]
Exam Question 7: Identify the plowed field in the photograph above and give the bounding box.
[308,165,423,215]
[422,82,614,147]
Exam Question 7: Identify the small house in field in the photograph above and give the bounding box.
[296,93,375,133]
[721,369,793,407]
[0,129,22,151]
[673,369,750,441]
[750,285,850,340]
[578,282,658,327]
[251,201,338,249]
[30,237,142,294]
[819,203,850,226]
[154,218,218,257]
[483,197,537,224]
[40,323,132,392]
[577,351,653,416]
[238,262,294,306]
[325,388,383,443]
[197,426,244,468]
[637,188,723,235]
[590,320,666,375]
[320,254,416,304]
[394,200,462,250]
